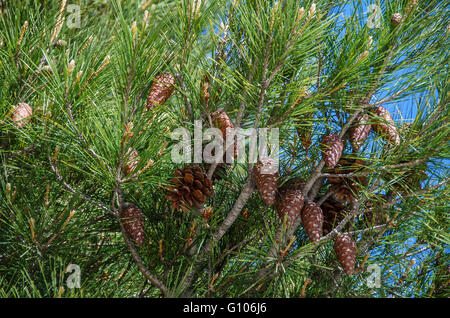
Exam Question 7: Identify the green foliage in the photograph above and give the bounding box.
[0,0,448,298]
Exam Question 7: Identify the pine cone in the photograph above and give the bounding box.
[120,203,145,248]
[11,103,32,128]
[326,157,367,203]
[321,197,347,235]
[370,106,400,146]
[166,165,213,213]
[275,179,305,227]
[254,157,278,206]
[211,109,237,160]
[390,13,402,26]
[301,202,323,242]
[334,234,356,275]
[146,73,176,111]
[321,134,344,168]
[349,114,371,152]
[123,148,139,176]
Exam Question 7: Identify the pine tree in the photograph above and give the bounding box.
[0,0,448,299]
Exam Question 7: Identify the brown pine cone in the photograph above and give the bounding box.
[146,73,176,111]
[390,13,402,26]
[321,197,347,235]
[275,179,305,227]
[321,134,344,168]
[326,157,367,203]
[11,103,32,128]
[370,106,400,146]
[301,202,323,242]
[211,109,237,160]
[254,157,278,206]
[166,165,213,213]
[349,114,371,152]
[120,203,145,248]
[334,234,356,275]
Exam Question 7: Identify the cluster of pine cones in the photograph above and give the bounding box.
[119,72,176,248]
[252,105,405,275]
[121,72,416,277]
[252,156,358,275]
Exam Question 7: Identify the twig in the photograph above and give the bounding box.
[117,213,170,297]
[49,155,116,216]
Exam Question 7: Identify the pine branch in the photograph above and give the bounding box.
[48,155,116,216]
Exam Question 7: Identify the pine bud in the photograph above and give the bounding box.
[68,59,75,73]
[143,10,149,29]
[17,21,28,47]
[76,70,83,84]
[202,206,213,221]
[123,147,139,177]
[308,3,316,19]
[55,39,67,48]
[367,36,373,49]
[6,183,11,201]
[40,65,53,74]
[131,21,137,39]
[11,103,32,128]
[94,55,110,76]
[358,50,369,61]
[390,13,402,26]
[298,7,305,19]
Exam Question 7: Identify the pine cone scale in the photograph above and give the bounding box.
[301,202,323,242]
[254,158,278,206]
[167,166,212,212]
[334,234,356,275]
[321,134,344,168]
[120,203,145,248]
[146,73,176,111]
